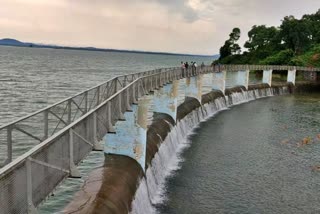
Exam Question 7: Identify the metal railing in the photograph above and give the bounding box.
[214,64,320,72]
[0,64,318,214]
[0,66,213,214]
[0,68,179,166]
[0,63,317,165]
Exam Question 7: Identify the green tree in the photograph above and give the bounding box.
[217,9,320,66]
[219,40,232,59]
[302,9,320,44]
[280,15,312,54]
[244,25,281,52]
[229,28,241,42]
[229,28,241,54]
[219,28,241,60]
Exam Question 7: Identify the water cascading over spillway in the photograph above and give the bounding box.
[130,85,289,214]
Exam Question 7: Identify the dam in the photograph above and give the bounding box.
[0,64,319,213]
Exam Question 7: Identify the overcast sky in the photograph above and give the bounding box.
[1,0,320,55]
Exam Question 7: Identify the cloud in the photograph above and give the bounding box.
[151,0,199,22]
[0,0,320,55]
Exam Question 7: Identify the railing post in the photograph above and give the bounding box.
[123,76,127,87]
[92,112,103,151]
[138,80,142,97]
[132,84,138,104]
[107,102,116,133]
[150,75,153,91]
[172,69,174,81]
[118,94,125,120]
[165,70,168,83]
[69,129,81,178]
[143,78,148,95]
[67,100,72,124]
[114,78,118,92]
[155,75,158,89]
[96,86,100,106]
[26,158,38,214]
[159,73,162,87]
[6,126,13,164]
[162,72,165,85]
[43,110,49,140]
[126,88,133,111]
[156,75,159,88]
[84,91,88,114]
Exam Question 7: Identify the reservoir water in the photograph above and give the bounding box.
[158,93,320,214]
[0,46,213,125]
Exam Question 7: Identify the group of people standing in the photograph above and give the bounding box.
[180,61,205,77]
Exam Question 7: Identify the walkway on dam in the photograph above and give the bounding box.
[0,64,319,213]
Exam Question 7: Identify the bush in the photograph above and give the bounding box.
[292,44,320,67]
[259,49,295,65]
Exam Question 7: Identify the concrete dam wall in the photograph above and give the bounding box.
[62,81,315,214]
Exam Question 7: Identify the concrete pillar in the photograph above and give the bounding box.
[202,73,214,95]
[262,70,273,86]
[212,71,226,94]
[153,80,179,122]
[185,76,203,103]
[287,68,296,84]
[236,70,250,89]
[104,97,150,171]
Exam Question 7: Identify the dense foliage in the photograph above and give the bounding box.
[217,9,320,67]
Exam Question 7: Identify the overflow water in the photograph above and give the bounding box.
[157,93,320,214]
[131,86,300,213]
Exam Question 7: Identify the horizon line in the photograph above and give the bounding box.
[0,38,217,57]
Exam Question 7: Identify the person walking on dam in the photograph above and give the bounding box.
[185,62,189,76]
[194,62,197,75]
[181,61,185,77]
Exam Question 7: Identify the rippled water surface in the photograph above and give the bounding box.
[0,46,213,125]
[158,94,320,214]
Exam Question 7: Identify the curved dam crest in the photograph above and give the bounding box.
[130,85,290,214]
[63,81,305,214]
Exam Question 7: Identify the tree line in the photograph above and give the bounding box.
[217,9,320,67]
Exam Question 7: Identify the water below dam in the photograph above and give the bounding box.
[157,93,320,214]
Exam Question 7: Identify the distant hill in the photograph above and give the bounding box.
[0,38,217,57]
[0,38,32,47]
